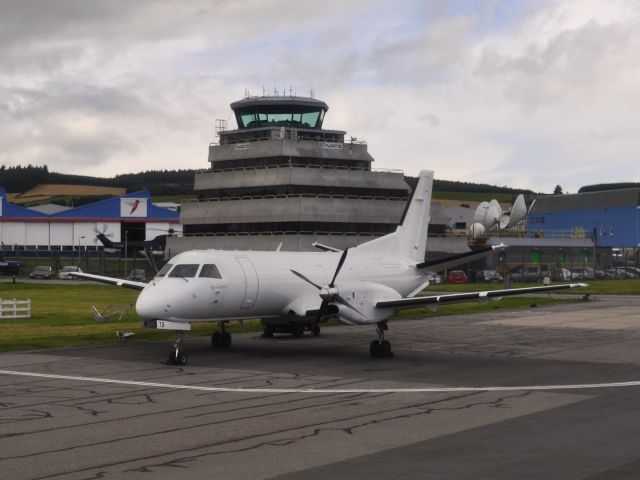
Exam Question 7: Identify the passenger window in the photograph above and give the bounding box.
[156,263,173,277]
[168,264,199,278]
[199,264,222,279]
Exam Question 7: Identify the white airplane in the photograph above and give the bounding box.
[72,170,586,365]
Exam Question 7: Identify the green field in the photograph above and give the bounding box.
[0,280,611,352]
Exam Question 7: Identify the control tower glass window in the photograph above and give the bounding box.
[236,107,325,129]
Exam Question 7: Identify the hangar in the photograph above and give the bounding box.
[528,188,640,248]
[0,188,181,251]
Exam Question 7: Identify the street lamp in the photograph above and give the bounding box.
[78,236,85,267]
[124,230,128,276]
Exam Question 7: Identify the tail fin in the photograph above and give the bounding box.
[354,170,433,262]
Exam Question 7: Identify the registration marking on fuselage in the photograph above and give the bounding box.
[1,369,640,394]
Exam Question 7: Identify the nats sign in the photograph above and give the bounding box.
[120,198,147,218]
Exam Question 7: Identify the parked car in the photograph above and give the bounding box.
[29,265,53,279]
[0,259,23,276]
[509,266,543,283]
[58,265,83,280]
[447,270,468,284]
[127,269,146,281]
[425,273,442,284]
[475,270,503,283]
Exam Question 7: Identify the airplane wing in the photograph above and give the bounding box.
[69,272,148,291]
[416,244,506,272]
[376,283,588,310]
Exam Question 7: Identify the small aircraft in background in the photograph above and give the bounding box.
[96,232,169,255]
[73,170,586,365]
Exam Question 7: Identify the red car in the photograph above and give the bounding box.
[447,270,468,284]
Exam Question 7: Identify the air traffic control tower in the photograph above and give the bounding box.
[170,94,411,253]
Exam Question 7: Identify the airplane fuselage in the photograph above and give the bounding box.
[135,249,427,325]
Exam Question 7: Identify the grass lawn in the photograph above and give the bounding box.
[0,280,600,352]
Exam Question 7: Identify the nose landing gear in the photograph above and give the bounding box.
[168,331,188,365]
[370,320,393,358]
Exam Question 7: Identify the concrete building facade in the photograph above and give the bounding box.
[171,95,410,253]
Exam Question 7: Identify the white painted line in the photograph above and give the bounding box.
[1,369,640,394]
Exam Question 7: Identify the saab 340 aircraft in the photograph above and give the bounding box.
[72,171,586,365]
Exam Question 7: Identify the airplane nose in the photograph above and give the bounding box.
[135,288,162,319]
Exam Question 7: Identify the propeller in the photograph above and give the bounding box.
[290,248,361,322]
[93,224,115,244]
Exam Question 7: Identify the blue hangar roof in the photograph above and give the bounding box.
[0,188,179,222]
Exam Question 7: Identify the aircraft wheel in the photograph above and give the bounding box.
[381,340,393,357]
[370,340,393,358]
[169,350,187,365]
[291,324,304,338]
[220,332,232,349]
[311,324,321,337]
[211,331,221,347]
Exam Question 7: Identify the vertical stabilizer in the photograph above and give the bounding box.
[354,170,433,262]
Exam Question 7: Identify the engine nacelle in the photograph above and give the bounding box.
[335,282,402,325]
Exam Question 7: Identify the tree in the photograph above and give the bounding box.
[553,184,563,195]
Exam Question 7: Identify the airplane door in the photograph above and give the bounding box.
[235,257,259,309]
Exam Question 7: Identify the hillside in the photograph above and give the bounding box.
[1,165,537,204]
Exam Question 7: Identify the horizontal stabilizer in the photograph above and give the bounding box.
[416,244,506,272]
[69,272,147,291]
[376,283,588,310]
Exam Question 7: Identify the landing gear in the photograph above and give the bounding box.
[310,323,321,337]
[168,331,188,365]
[212,322,232,349]
[370,321,393,358]
[290,323,304,338]
[262,325,274,338]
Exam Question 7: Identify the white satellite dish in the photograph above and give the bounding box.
[485,205,501,228]
[499,214,510,229]
[468,222,486,238]
[507,194,527,228]
[473,201,490,226]
[489,199,503,217]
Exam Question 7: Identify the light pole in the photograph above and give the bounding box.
[124,230,128,276]
[77,236,85,267]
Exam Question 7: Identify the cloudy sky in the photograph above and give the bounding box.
[1,0,639,193]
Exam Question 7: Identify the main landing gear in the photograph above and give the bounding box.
[168,331,188,366]
[370,320,393,358]
[212,322,232,349]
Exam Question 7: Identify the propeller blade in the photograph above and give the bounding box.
[329,248,349,287]
[290,269,322,290]
[333,294,362,316]
[315,298,329,323]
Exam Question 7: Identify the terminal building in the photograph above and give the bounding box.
[170,95,411,253]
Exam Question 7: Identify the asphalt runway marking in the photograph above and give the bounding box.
[2,369,640,394]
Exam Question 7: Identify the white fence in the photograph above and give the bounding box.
[0,299,31,319]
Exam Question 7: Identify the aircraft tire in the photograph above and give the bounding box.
[370,340,380,357]
[311,324,321,336]
[263,326,274,338]
[169,350,188,365]
[291,324,304,338]
[211,332,220,347]
[220,332,232,349]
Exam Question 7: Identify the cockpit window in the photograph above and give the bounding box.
[199,264,222,279]
[156,263,173,277]
[168,264,199,278]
